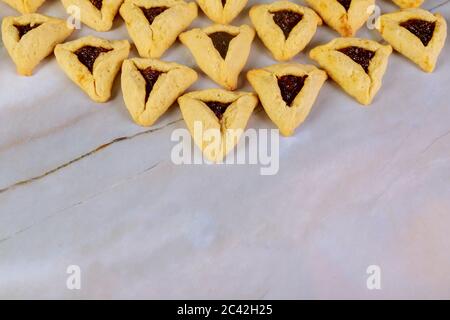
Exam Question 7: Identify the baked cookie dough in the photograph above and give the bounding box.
[178,89,258,162]
[121,58,197,126]
[2,13,74,76]
[249,1,322,61]
[247,63,327,136]
[196,0,247,25]
[310,38,392,105]
[392,0,424,9]
[120,0,197,58]
[376,8,447,72]
[179,24,255,90]
[305,0,375,37]
[61,0,124,32]
[1,0,46,14]
[54,36,130,102]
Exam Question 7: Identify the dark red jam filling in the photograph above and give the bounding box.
[272,10,303,39]
[277,75,308,106]
[205,101,231,120]
[338,46,375,73]
[208,32,236,59]
[400,19,436,46]
[15,23,41,39]
[139,67,163,103]
[140,6,169,25]
[337,0,352,11]
[74,46,112,73]
[89,0,103,10]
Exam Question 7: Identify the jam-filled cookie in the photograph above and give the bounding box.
[61,0,124,32]
[305,0,375,37]
[196,0,247,25]
[179,24,255,90]
[1,0,46,14]
[120,0,197,58]
[249,1,322,61]
[178,89,258,162]
[376,8,447,73]
[121,58,197,126]
[392,0,424,8]
[310,38,392,105]
[2,13,74,76]
[54,36,130,102]
[247,64,327,136]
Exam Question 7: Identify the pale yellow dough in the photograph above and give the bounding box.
[178,89,258,162]
[1,0,46,13]
[305,0,375,37]
[392,0,424,8]
[196,0,247,24]
[310,38,392,105]
[61,0,124,32]
[250,1,322,61]
[2,13,74,76]
[120,0,197,58]
[247,64,327,136]
[179,24,255,90]
[376,9,447,73]
[121,58,198,126]
[54,36,130,103]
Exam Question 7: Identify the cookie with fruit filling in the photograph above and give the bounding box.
[2,13,74,76]
[249,1,322,61]
[305,0,375,37]
[54,36,130,102]
[1,0,46,14]
[310,38,392,105]
[247,63,327,136]
[61,0,124,31]
[196,0,247,24]
[179,24,255,90]
[376,8,446,72]
[121,58,197,126]
[120,0,197,58]
[178,89,258,162]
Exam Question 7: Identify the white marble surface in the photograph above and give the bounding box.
[0,0,449,299]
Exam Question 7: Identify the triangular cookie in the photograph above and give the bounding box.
[305,0,375,37]
[310,38,392,105]
[247,63,327,136]
[179,24,255,90]
[120,0,197,58]
[61,0,124,31]
[196,0,247,24]
[392,0,424,9]
[178,89,258,162]
[1,0,46,14]
[249,1,322,61]
[376,9,447,73]
[121,58,197,126]
[54,36,130,102]
[2,13,74,76]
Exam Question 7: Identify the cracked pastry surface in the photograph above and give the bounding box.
[120,0,197,58]
[178,89,258,162]
[247,63,327,136]
[121,58,197,126]
[305,0,375,37]
[2,13,74,76]
[250,1,322,61]
[54,36,130,102]
[61,0,124,31]
[310,38,392,105]
[179,24,255,90]
[376,8,447,73]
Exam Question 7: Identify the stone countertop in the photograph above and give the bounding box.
[0,0,449,299]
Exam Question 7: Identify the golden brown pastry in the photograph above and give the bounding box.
[1,0,46,14]
[196,0,247,24]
